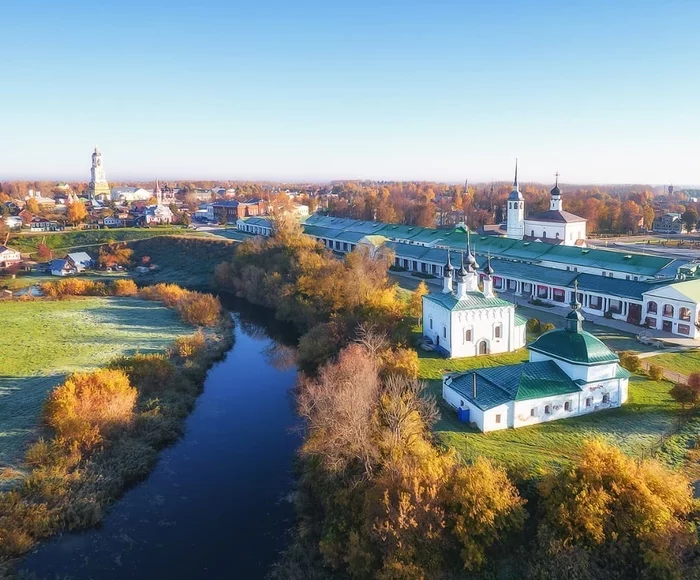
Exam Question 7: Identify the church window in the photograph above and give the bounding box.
[465,329,472,342]
[678,324,690,335]
[443,326,447,339]
[429,318,433,330]
[564,401,571,412]
[543,230,547,238]
[520,202,523,209]
[531,230,535,237]
[602,393,610,404]
[460,400,464,407]
[680,307,691,321]
[555,232,560,239]
[647,301,657,314]
[544,405,551,415]
[585,397,592,407]
[495,414,502,424]
[494,325,502,339]
[530,407,536,417]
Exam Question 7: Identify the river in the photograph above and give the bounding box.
[20,299,301,580]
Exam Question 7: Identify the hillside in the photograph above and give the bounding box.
[129,235,235,289]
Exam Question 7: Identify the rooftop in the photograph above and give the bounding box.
[424,290,513,312]
[529,328,619,365]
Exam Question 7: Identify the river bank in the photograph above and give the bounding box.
[17,299,301,579]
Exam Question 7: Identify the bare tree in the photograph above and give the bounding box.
[354,322,389,359]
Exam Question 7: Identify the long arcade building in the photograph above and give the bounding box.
[237,214,700,339]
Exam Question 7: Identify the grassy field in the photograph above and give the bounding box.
[419,349,688,475]
[0,271,130,292]
[8,227,208,255]
[650,350,700,376]
[0,298,191,469]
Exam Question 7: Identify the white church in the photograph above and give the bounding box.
[506,163,587,246]
[442,286,630,432]
[421,246,527,358]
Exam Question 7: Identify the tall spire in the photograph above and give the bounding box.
[513,158,519,188]
[154,178,160,204]
[555,171,559,188]
[566,280,584,333]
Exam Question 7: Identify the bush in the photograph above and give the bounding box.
[381,347,419,379]
[540,322,556,333]
[174,331,207,358]
[648,364,664,381]
[176,292,222,327]
[138,283,188,307]
[526,318,541,334]
[108,353,175,395]
[40,278,109,298]
[619,351,641,373]
[113,279,138,296]
[44,369,137,451]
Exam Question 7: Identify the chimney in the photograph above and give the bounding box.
[472,373,477,399]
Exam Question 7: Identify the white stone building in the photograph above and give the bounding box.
[422,248,526,358]
[88,147,111,199]
[507,168,587,246]
[442,291,629,432]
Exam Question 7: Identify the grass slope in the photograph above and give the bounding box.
[9,227,205,255]
[0,298,191,468]
[651,350,700,376]
[129,235,235,289]
[419,350,685,474]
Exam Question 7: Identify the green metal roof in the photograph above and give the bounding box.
[424,290,513,312]
[514,312,528,326]
[529,328,619,365]
[447,360,580,411]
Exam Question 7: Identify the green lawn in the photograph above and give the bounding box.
[650,350,700,376]
[418,348,529,380]
[0,298,191,469]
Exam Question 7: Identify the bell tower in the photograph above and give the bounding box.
[506,159,524,240]
[88,147,112,200]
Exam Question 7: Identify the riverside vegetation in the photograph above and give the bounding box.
[0,281,233,575]
[216,218,700,580]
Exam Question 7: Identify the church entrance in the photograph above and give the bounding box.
[477,341,488,355]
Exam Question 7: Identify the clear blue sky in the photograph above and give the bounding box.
[2,0,698,184]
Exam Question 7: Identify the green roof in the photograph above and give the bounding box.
[514,312,528,326]
[529,328,619,365]
[424,290,513,312]
[447,360,580,410]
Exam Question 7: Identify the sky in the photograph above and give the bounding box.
[1,0,699,185]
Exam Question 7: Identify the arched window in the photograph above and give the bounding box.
[647,301,657,314]
[555,232,560,239]
[494,325,502,339]
[663,304,674,317]
[531,230,535,237]
[680,307,691,321]
[465,329,472,342]
[543,230,547,238]
[544,405,551,415]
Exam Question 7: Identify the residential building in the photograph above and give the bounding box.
[237,217,273,236]
[66,252,93,272]
[0,245,21,269]
[212,199,265,223]
[50,259,77,276]
[111,187,153,202]
[442,292,629,432]
[652,213,684,234]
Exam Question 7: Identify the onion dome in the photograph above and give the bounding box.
[456,253,469,279]
[550,171,561,197]
[444,250,454,274]
[483,255,494,276]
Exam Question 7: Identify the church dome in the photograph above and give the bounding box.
[550,184,561,197]
[508,187,524,201]
[528,328,618,365]
[482,259,494,276]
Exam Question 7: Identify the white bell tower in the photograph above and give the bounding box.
[88,146,111,200]
[550,172,563,211]
[506,159,524,240]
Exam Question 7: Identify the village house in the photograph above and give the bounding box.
[442,289,629,432]
[0,245,22,269]
[66,252,93,272]
[50,258,77,276]
[29,217,61,232]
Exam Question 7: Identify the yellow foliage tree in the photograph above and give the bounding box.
[67,201,88,225]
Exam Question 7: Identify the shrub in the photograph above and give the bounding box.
[44,369,137,451]
[138,283,188,307]
[540,322,556,333]
[526,318,541,334]
[176,292,222,327]
[174,331,207,358]
[619,351,641,373]
[109,353,176,395]
[647,364,664,381]
[381,347,419,379]
[669,382,700,409]
[112,279,138,296]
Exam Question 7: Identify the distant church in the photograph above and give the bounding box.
[421,243,526,358]
[442,285,629,432]
[88,147,111,200]
[505,162,586,246]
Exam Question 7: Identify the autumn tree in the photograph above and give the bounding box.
[682,208,699,233]
[67,201,88,225]
[98,242,133,268]
[408,280,428,319]
[25,197,39,215]
[670,376,700,409]
[533,439,696,580]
